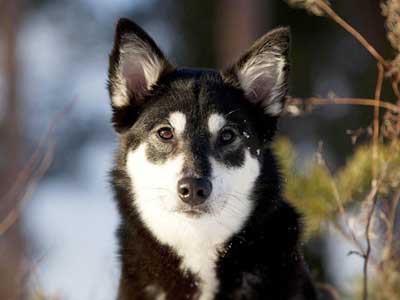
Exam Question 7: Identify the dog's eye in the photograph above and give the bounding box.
[157,127,174,140]
[219,128,236,144]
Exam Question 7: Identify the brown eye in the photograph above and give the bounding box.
[157,127,174,140]
[220,128,236,144]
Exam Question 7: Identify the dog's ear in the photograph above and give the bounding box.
[108,18,173,132]
[222,27,290,116]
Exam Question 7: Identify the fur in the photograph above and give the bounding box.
[107,18,317,300]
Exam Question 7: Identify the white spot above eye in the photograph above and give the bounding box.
[208,114,226,135]
[169,112,186,135]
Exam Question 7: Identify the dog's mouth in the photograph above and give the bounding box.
[174,204,211,218]
[170,196,228,218]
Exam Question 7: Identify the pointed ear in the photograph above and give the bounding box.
[222,27,290,116]
[108,18,173,110]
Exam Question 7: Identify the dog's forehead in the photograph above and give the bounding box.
[133,68,260,148]
[144,70,241,129]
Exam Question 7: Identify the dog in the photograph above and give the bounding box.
[107,18,317,300]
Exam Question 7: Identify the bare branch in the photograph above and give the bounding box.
[0,143,55,236]
[372,63,384,188]
[286,97,400,114]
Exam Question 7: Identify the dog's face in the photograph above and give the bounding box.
[108,19,289,248]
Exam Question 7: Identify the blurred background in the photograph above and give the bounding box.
[0,0,397,299]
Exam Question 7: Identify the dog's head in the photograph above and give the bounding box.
[108,19,289,247]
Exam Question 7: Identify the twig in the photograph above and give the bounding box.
[360,155,392,300]
[382,187,400,263]
[362,192,378,300]
[329,181,364,252]
[2,100,74,206]
[391,80,400,103]
[314,0,387,67]
[347,250,365,259]
[0,99,75,236]
[372,63,384,188]
[0,142,55,236]
[287,97,400,113]
[391,80,400,142]
[330,220,372,262]
[316,146,367,257]
[362,62,383,300]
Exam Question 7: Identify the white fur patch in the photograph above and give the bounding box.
[111,37,165,107]
[169,112,186,135]
[126,144,260,300]
[207,114,226,135]
[238,54,286,116]
[111,75,130,107]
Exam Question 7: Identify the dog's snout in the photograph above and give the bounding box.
[177,177,212,205]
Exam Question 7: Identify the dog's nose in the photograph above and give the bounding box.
[177,177,212,205]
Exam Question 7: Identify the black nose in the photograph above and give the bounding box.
[177,177,212,205]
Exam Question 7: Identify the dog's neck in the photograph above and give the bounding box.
[132,194,248,300]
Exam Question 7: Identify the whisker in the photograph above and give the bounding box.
[224,109,240,117]
[214,194,244,216]
[228,190,248,197]
[220,193,246,205]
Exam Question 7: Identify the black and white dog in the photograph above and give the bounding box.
[108,18,317,300]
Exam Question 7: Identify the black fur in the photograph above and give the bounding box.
[108,19,317,300]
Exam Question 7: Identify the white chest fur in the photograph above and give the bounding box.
[179,238,220,300]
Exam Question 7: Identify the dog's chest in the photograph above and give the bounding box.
[177,241,221,300]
